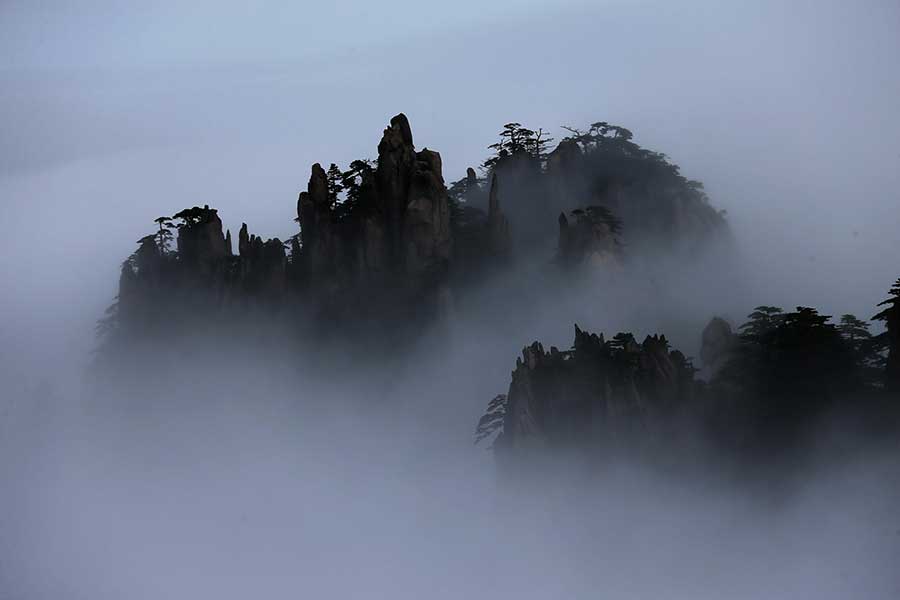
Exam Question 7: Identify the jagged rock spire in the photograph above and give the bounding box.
[308,163,329,208]
[370,113,452,276]
[238,223,249,257]
[376,114,417,266]
[466,167,478,187]
[173,205,226,266]
[297,163,338,277]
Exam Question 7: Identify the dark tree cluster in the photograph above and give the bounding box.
[452,118,726,254]
[873,279,900,391]
[97,113,728,363]
[482,122,554,169]
[478,325,697,453]
[98,115,461,358]
[478,281,900,467]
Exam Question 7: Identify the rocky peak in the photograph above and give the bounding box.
[238,223,250,257]
[308,163,329,208]
[297,163,338,277]
[700,317,737,377]
[174,205,226,266]
[376,114,417,265]
[403,146,452,275]
[466,167,478,187]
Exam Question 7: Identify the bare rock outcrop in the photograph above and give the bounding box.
[292,113,452,288]
[297,163,339,279]
[403,147,452,275]
[174,205,227,268]
[234,224,287,302]
[486,173,511,258]
[557,206,622,269]
[700,317,737,377]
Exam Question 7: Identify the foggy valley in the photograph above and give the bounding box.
[1,1,899,598]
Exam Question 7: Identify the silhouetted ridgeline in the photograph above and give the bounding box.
[97,113,729,354]
[478,291,900,469]
[476,326,698,453]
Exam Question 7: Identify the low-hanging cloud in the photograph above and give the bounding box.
[2,1,900,598]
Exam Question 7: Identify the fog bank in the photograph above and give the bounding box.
[2,1,900,597]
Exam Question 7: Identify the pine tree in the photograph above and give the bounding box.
[474,394,507,446]
[483,123,553,169]
[335,159,374,220]
[326,163,344,206]
[738,306,784,340]
[838,314,871,345]
[873,279,900,392]
[153,216,175,254]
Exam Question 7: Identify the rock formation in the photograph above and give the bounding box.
[486,173,510,258]
[103,113,735,353]
[108,113,464,345]
[485,325,697,455]
[402,145,452,276]
[297,163,338,279]
[699,317,737,377]
[287,113,453,322]
[173,205,227,270]
[477,306,900,468]
[293,114,452,283]
[496,120,728,256]
[557,206,623,268]
[236,228,286,303]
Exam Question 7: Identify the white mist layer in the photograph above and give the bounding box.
[2,356,898,599]
[2,1,900,597]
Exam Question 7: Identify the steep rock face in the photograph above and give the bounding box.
[175,205,227,269]
[109,112,462,347]
[237,227,287,302]
[113,207,290,338]
[292,113,452,286]
[545,139,585,214]
[375,114,451,277]
[403,148,452,276]
[486,173,511,258]
[238,223,250,257]
[465,167,478,189]
[490,151,549,247]
[700,317,737,377]
[493,326,696,454]
[297,163,338,278]
[376,114,416,257]
[116,235,166,332]
[557,206,622,268]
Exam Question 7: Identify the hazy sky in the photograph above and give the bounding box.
[1,0,598,69]
[1,0,899,375]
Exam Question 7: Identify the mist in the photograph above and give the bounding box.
[2,1,900,598]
